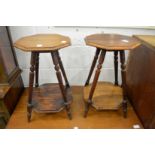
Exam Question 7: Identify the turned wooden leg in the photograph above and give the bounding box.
[51,51,72,120]
[120,50,127,118]
[35,53,39,87]
[114,51,118,86]
[84,50,106,117]
[56,51,70,88]
[28,53,36,122]
[85,48,101,86]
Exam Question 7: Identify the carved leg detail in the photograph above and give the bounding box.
[85,48,101,86]
[51,51,72,120]
[84,50,106,117]
[114,51,118,85]
[56,51,70,88]
[120,51,127,118]
[35,53,39,87]
[28,53,36,122]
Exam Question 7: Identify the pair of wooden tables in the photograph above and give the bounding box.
[14,33,140,121]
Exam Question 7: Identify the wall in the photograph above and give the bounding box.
[9,26,155,87]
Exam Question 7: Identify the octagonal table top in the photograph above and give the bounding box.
[14,34,71,52]
[85,33,140,51]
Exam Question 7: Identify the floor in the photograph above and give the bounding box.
[7,86,143,129]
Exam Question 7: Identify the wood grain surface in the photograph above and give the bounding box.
[133,35,155,48]
[32,83,72,113]
[84,82,123,110]
[85,33,140,50]
[14,34,71,52]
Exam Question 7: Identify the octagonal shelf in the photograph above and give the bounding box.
[85,33,140,51]
[32,83,72,113]
[14,34,71,52]
[83,82,123,110]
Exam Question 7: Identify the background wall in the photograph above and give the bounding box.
[9,26,155,87]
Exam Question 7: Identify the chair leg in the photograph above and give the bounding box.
[84,50,106,117]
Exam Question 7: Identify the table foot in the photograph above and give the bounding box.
[65,104,72,120]
[84,100,92,118]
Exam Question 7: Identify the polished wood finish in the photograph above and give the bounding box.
[84,34,140,118]
[14,34,71,51]
[0,26,24,122]
[14,34,72,121]
[85,34,140,50]
[84,82,122,110]
[126,35,155,128]
[6,87,143,129]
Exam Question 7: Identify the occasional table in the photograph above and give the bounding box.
[14,34,72,121]
[83,34,140,118]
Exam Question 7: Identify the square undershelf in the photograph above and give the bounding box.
[83,82,123,110]
[32,83,72,113]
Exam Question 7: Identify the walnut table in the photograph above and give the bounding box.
[83,33,140,118]
[14,34,72,121]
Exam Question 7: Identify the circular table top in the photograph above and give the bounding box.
[85,33,140,50]
[14,34,71,52]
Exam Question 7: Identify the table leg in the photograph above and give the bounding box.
[114,51,118,85]
[120,50,127,118]
[51,51,72,120]
[28,53,36,122]
[84,50,106,117]
[56,51,70,88]
[85,48,101,86]
[35,53,39,87]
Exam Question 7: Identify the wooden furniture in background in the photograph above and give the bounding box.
[126,35,155,128]
[0,27,24,128]
[84,33,140,118]
[0,85,10,128]
[14,34,72,122]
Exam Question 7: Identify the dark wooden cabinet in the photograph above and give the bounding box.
[126,35,155,129]
[0,26,24,126]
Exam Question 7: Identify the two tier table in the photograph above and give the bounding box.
[83,34,140,118]
[14,34,72,121]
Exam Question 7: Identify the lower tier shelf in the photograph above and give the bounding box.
[32,83,72,113]
[83,82,123,110]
